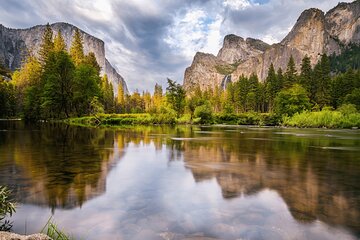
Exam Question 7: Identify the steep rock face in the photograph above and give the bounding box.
[0,22,128,93]
[183,1,360,91]
[217,34,269,63]
[184,35,268,91]
[233,8,340,80]
[183,52,227,91]
[325,1,360,44]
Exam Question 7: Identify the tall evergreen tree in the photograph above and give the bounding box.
[153,83,163,112]
[166,79,186,117]
[70,29,84,66]
[277,68,284,90]
[39,23,54,66]
[53,29,66,52]
[314,54,331,108]
[84,52,101,75]
[41,51,75,118]
[265,63,277,111]
[116,83,125,113]
[299,55,312,94]
[284,55,297,88]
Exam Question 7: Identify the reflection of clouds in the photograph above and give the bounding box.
[9,127,359,239]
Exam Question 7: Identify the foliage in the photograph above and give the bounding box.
[39,23,54,65]
[215,64,237,75]
[274,84,311,117]
[194,104,213,124]
[42,51,75,118]
[283,107,360,128]
[330,43,360,73]
[166,78,186,117]
[344,88,360,110]
[70,29,84,66]
[284,55,297,88]
[42,218,72,240]
[0,80,16,118]
[0,186,16,231]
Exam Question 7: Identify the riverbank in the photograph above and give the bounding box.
[65,108,360,129]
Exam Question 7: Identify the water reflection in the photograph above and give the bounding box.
[0,121,117,210]
[0,122,359,239]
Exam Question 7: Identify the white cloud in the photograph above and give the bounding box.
[164,9,223,59]
[223,0,252,10]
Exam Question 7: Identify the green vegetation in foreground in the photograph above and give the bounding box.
[0,186,16,231]
[283,104,360,128]
[41,217,73,240]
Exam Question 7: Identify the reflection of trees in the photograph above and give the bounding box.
[0,122,117,210]
[178,128,360,235]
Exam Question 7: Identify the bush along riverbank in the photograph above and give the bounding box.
[66,105,360,129]
[282,105,360,128]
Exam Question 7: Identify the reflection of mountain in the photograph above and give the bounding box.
[176,128,360,235]
[0,121,121,210]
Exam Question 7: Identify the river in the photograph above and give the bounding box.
[0,121,359,239]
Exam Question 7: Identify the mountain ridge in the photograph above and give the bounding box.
[183,0,360,92]
[0,22,128,94]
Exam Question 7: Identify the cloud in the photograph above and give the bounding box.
[223,0,252,10]
[0,0,354,92]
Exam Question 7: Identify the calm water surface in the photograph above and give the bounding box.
[0,121,359,240]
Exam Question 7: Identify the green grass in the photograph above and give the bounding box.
[283,109,360,128]
[40,217,74,240]
[67,113,177,127]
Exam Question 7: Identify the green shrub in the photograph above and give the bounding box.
[0,186,16,231]
[283,109,360,128]
[274,84,311,117]
[194,105,213,124]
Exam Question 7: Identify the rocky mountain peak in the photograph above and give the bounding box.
[325,0,360,44]
[282,8,325,45]
[184,0,360,92]
[217,34,269,64]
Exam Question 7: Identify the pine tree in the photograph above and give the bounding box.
[277,68,284,90]
[39,23,54,66]
[314,54,331,108]
[265,63,277,111]
[54,29,66,52]
[284,55,297,88]
[153,83,163,112]
[41,51,75,118]
[166,79,186,117]
[70,29,84,66]
[299,55,312,94]
[84,52,101,75]
[116,83,125,113]
[247,73,260,111]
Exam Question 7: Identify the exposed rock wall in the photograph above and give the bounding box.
[184,1,360,91]
[0,22,128,93]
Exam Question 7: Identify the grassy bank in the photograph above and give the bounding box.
[66,113,178,126]
[66,112,281,127]
[283,108,360,128]
[66,109,360,129]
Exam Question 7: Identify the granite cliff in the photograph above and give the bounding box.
[0,22,128,93]
[184,0,360,91]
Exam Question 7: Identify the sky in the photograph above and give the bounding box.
[0,0,353,92]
